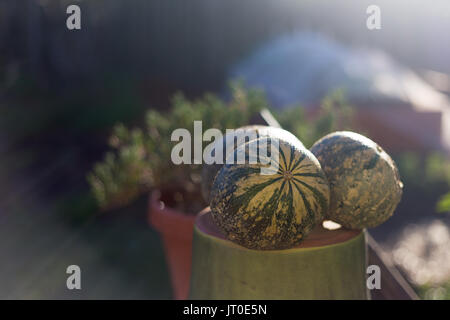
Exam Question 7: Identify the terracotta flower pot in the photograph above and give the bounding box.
[148,191,198,300]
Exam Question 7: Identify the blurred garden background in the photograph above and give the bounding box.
[0,0,449,299]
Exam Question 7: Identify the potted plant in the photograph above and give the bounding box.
[87,83,268,299]
[191,130,403,299]
[88,84,354,299]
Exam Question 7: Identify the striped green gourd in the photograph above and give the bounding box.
[310,131,403,229]
[201,125,304,203]
[210,136,329,250]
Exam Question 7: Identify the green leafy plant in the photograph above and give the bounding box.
[88,83,265,212]
[88,83,354,213]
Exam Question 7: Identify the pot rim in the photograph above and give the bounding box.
[148,190,197,237]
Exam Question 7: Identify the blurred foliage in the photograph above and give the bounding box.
[278,89,353,148]
[395,152,450,189]
[418,282,450,300]
[88,84,354,212]
[88,83,265,211]
[437,193,450,213]
[393,152,450,214]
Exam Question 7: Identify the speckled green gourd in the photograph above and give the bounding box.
[201,125,304,203]
[210,137,329,250]
[310,131,403,229]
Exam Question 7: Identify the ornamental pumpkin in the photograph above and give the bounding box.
[201,125,303,203]
[310,131,403,229]
[210,136,329,250]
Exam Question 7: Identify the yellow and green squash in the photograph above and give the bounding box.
[201,125,303,203]
[210,136,329,250]
[310,131,403,229]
